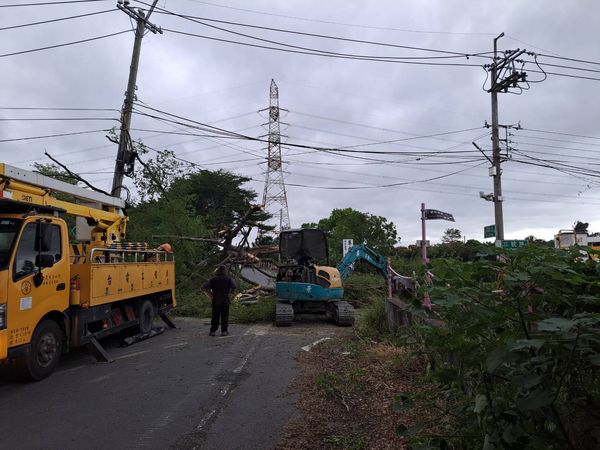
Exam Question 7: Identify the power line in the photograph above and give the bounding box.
[524,68,600,82]
[1,0,109,7]
[0,8,115,31]
[523,127,600,142]
[162,28,481,67]
[538,53,600,67]
[0,29,130,58]
[516,133,600,149]
[0,117,118,122]
[135,101,487,154]
[0,107,118,112]
[0,129,108,143]
[158,0,495,36]
[140,1,491,59]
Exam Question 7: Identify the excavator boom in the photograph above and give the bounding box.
[336,244,388,281]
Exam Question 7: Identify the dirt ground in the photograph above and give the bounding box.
[277,335,431,450]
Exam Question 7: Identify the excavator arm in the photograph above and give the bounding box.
[336,244,415,293]
[336,244,389,281]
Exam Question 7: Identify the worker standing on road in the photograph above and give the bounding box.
[203,265,236,336]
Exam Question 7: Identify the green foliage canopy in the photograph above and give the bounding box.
[306,208,398,262]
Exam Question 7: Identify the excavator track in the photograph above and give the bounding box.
[331,301,355,327]
[275,301,294,326]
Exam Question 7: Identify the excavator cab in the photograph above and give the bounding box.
[277,229,332,287]
[279,228,328,266]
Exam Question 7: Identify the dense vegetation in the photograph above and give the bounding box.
[401,244,600,449]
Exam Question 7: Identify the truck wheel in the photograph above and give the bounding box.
[18,320,63,381]
[137,300,155,334]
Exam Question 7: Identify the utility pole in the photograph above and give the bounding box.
[111,0,162,198]
[490,32,505,241]
[484,33,530,242]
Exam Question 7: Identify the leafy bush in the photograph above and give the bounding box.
[408,245,600,449]
[344,272,386,308]
[357,297,388,338]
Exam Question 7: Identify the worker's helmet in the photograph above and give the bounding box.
[158,243,172,253]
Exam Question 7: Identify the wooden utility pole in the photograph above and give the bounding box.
[112,0,162,197]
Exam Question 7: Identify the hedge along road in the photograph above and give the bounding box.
[0,317,352,450]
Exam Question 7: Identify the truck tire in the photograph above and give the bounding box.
[137,299,155,334]
[18,320,63,381]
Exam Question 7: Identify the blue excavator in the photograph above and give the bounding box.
[275,228,394,326]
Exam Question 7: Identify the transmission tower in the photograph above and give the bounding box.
[258,79,291,240]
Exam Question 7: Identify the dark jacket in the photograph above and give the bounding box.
[203,275,236,305]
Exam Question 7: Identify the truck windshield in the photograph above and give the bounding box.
[0,219,22,270]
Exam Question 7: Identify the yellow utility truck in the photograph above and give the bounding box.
[0,164,175,380]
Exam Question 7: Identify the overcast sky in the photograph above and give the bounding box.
[2,0,600,245]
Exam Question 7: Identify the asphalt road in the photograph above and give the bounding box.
[0,317,350,450]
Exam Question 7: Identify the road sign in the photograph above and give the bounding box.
[416,240,430,247]
[424,209,455,222]
[342,239,354,256]
[484,224,496,238]
[497,239,528,249]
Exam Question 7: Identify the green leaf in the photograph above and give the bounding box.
[502,424,525,444]
[508,339,545,352]
[536,317,577,332]
[511,372,542,390]
[474,394,487,414]
[589,354,600,366]
[393,393,412,411]
[505,271,531,282]
[516,388,554,411]
[395,423,423,437]
[486,347,506,373]
[486,347,512,373]
[483,434,495,450]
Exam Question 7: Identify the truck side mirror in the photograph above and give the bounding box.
[36,254,54,268]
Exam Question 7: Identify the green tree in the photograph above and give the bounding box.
[32,162,78,185]
[441,227,462,244]
[315,208,398,262]
[128,169,270,287]
[132,145,190,203]
[573,220,589,233]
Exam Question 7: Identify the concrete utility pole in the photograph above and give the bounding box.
[111,0,162,198]
[490,32,505,241]
[485,33,531,242]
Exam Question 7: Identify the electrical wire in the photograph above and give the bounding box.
[138,1,491,60]
[0,107,118,112]
[160,0,495,36]
[0,129,108,143]
[134,100,488,155]
[523,127,600,142]
[0,8,115,31]
[1,0,109,7]
[162,28,481,67]
[538,53,600,67]
[0,117,118,122]
[0,29,130,58]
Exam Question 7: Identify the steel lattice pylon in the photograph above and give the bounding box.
[258,79,291,240]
